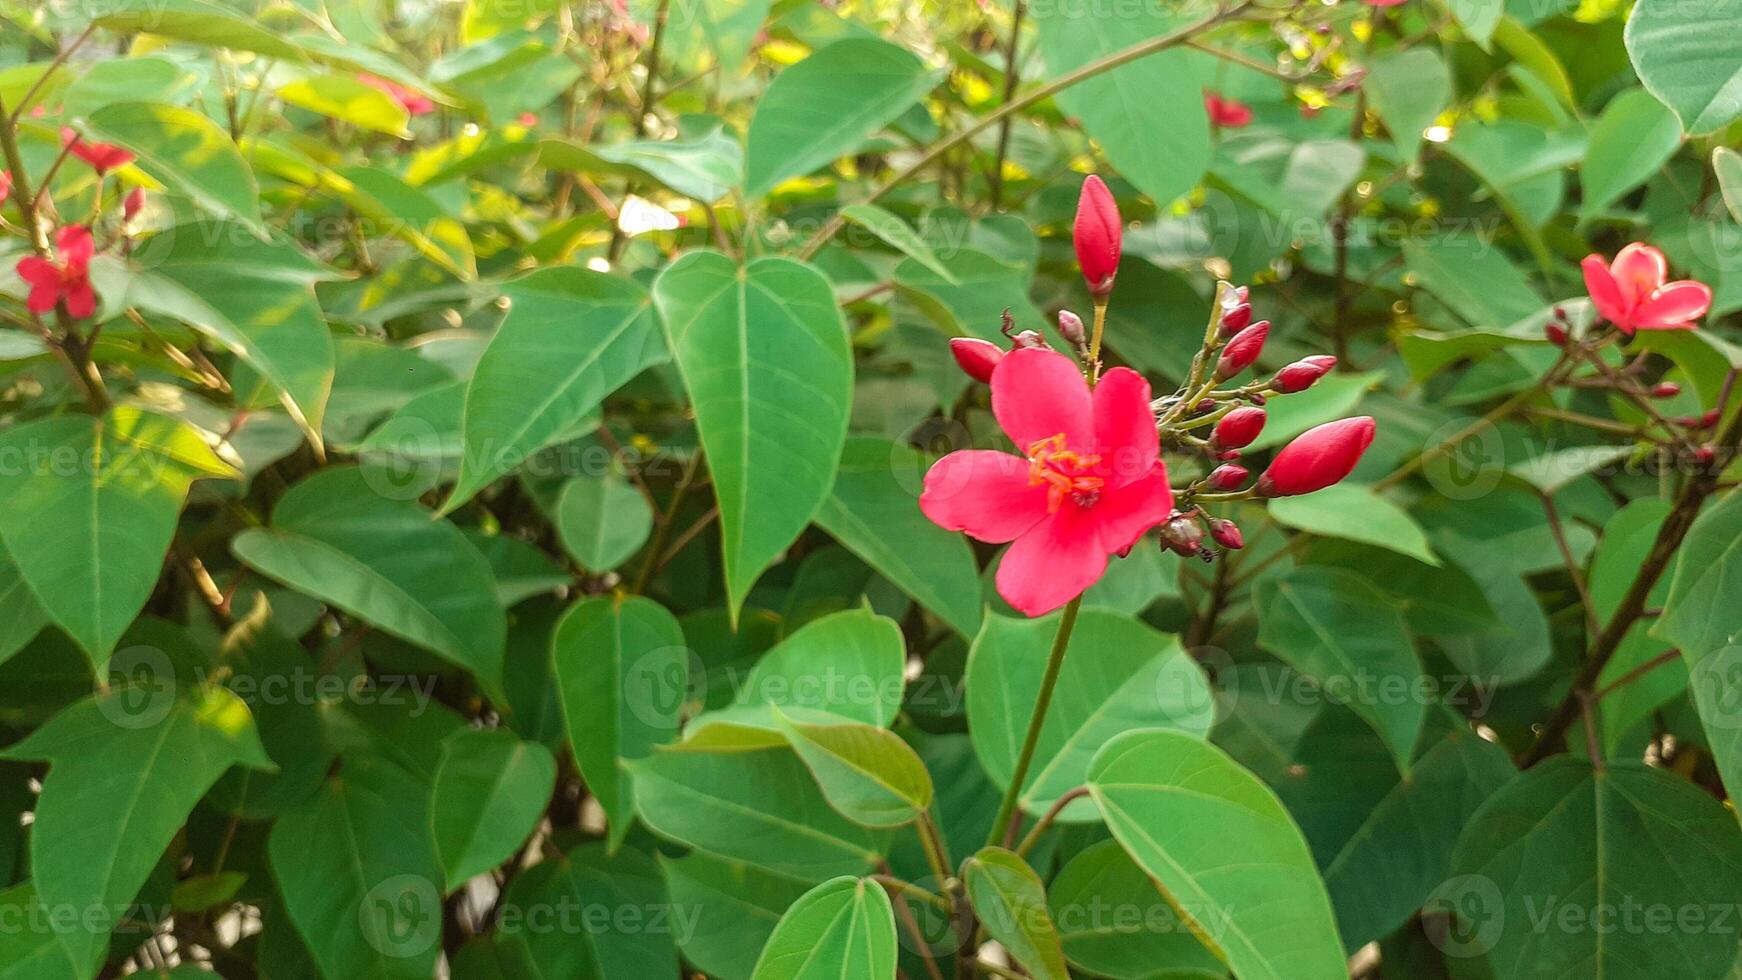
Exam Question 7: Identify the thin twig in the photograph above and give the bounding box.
[989,0,1026,209]
[1542,494,1600,639]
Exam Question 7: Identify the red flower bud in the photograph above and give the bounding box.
[1216,320,1270,379]
[1271,357,1334,393]
[0,170,10,208]
[1074,175,1121,298]
[949,337,1003,383]
[1302,354,1337,370]
[1057,309,1086,346]
[1211,406,1267,451]
[1011,330,1050,350]
[1160,512,1204,557]
[1256,417,1376,497]
[1216,449,1242,461]
[1220,302,1253,336]
[123,187,145,221]
[1208,518,1244,550]
[1544,321,1569,346]
[1206,463,1249,491]
[1696,445,1717,464]
[1651,381,1681,399]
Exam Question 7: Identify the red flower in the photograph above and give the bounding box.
[920,348,1173,616]
[60,129,134,175]
[16,225,97,319]
[123,187,146,222]
[1581,243,1711,333]
[1256,417,1375,497]
[1204,91,1254,129]
[359,74,435,116]
[1073,175,1121,299]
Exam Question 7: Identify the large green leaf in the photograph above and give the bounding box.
[838,204,959,284]
[269,753,446,979]
[1087,729,1347,980]
[1031,4,1208,208]
[893,248,1043,344]
[1655,490,1742,804]
[1626,0,1742,134]
[495,843,677,978]
[1402,234,1545,328]
[232,467,507,694]
[1581,88,1684,222]
[444,268,662,511]
[815,437,981,636]
[744,39,935,196]
[966,610,1213,820]
[430,728,556,890]
[277,73,410,136]
[962,848,1070,980]
[554,473,654,573]
[85,102,263,232]
[129,221,338,447]
[540,126,743,202]
[0,408,237,662]
[750,876,896,980]
[1047,840,1222,980]
[1322,729,1515,948]
[1591,499,1683,750]
[0,883,84,979]
[1268,485,1440,566]
[773,711,933,828]
[631,744,889,881]
[0,687,272,969]
[552,595,688,849]
[1448,759,1742,979]
[652,252,852,619]
[1255,566,1424,772]
[1447,0,1503,46]
[0,544,48,670]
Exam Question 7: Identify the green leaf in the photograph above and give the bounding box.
[1505,445,1634,494]
[1446,0,1502,46]
[838,204,958,284]
[0,883,85,978]
[1254,566,1424,771]
[1047,840,1222,980]
[1448,759,1742,979]
[0,687,272,968]
[744,39,935,196]
[269,753,446,979]
[339,167,476,278]
[128,221,339,448]
[540,126,744,202]
[1591,499,1683,751]
[1087,729,1347,980]
[660,852,812,980]
[653,252,853,620]
[773,711,933,828]
[0,408,237,662]
[1716,147,1742,222]
[0,544,48,670]
[966,610,1213,820]
[1366,48,1450,166]
[277,73,410,135]
[1626,0,1742,134]
[1269,485,1440,566]
[1322,730,1515,948]
[430,728,556,890]
[1494,18,1575,111]
[1655,490,1742,801]
[1032,5,1208,208]
[1580,89,1684,222]
[554,473,654,573]
[1402,233,1545,328]
[815,437,982,636]
[552,595,688,849]
[466,529,570,607]
[62,57,200,116]
[496,843,677,977]
[962,848,1070,980]
[632,744,889,881]
[232,467,506,694]
[751,876,896,980]
[445,268,663,511]
[893,248,1042,344]
[84,102,263,232]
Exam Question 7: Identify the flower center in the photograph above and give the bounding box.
[1026,434,1104,512]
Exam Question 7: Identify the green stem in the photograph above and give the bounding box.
[986,595,1082,849]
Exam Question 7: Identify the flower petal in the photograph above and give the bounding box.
[1582,254,1629,327]
[25,283,59,314]
[991,347,1092,452]
[1090,463,1175,555]
[919,450,1049,544]
[1091,366,1158,488]
[56,226,93,267]
[15,256,56,288]
[996,506,1108,617]
[1633,280,1713,330]
[63,283,96,320]
[1609,243,1666,309]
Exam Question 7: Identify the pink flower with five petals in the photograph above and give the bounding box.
[919,348,1174,617]
[16,225,97,319]
[1581,243,1712,333]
